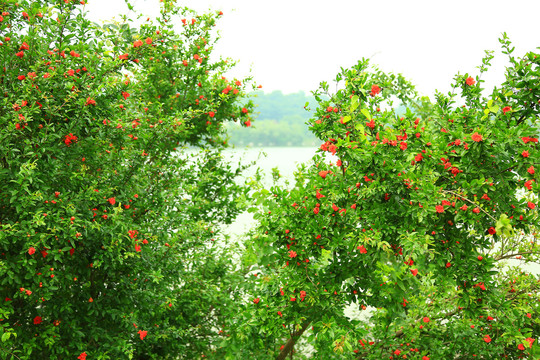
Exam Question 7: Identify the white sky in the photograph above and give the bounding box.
[86,0,540,98]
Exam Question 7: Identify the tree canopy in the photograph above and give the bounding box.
[237,40,539,359]
[0,0,254,358]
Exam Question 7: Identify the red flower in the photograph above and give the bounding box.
[222,85,232,94]
[399,142,408,150]
[446,262,451,268]
[414,153,423,162]
[78,352,87,360]
[488,227,496,235]
[370,84,381,96]
[313,207,319,215]
[33,316,42,325]
[483,334,491,343]
[471,132,483,142]
[472,207,480,214]
[435,205,444,213]
[528,166,535,175]
[135,244,141,252]
[526,337,535,348]
[133,40,143,47]
[288,250,297,258]
[465,77,475,86]
[17,75,25,81]
[423,317,429,323]
[522,150,529,158]
[524,180,533,190]
[15,51,24,58]
[122,91,130,100]
[328,144,337,155]
[108,197,116,205]
[410,269,418,276]
[253,298,260,304]
[422,357,430,360]
[85,97,96,106]
[118,53,129,60]
[244,120,251,127]
[137,330,147,340]
[477,255,483,261]
[145,37,152,45]
[208,111,215,118]
[528,202,536,209]
[502,106,512,114]
[64,133,78,146]
[478,283,486,290]
[28,247,36,255]
[319,170,329,179]
[518,343,525,351]
[357,245,367,254]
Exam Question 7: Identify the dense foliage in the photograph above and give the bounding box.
[239,39,539,359]
[0,0,254,359]
[1,0,539,359]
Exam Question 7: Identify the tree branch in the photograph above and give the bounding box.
[276,320,311,360]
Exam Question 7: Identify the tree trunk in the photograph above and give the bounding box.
[276,320,311,360]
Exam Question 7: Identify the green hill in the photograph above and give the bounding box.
[226,91,318,147]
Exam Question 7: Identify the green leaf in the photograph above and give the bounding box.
[1,332,10,342]
[361,108,372,120]
[350,95,359,112]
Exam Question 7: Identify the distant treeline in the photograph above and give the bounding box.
[226,91,319,147]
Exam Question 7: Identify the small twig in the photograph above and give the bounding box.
[305,267,318,290]
[495,251,536,261]
[441,189,497,222]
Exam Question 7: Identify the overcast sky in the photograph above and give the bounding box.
[86,0,540,98]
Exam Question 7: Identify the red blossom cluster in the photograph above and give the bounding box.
[64,133,78,146]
